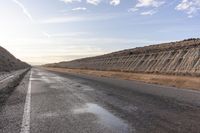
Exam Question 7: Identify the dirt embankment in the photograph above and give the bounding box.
[44,38,200,90]
[0,46,30,72]
[45,39,200,76]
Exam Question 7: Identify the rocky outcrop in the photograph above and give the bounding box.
[0,46,30,72]
[46,39,200,76]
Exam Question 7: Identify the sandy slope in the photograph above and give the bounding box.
[0,46,29,72]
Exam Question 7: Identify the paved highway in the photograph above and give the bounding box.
[0,68,200,133]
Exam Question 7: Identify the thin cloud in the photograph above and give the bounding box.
[12,0,33,21]
[87,0,101,5]
[72,7,87,11]
[60,0,81,4]
[175,0,200,17]
[141,10,157,15]
[110,0,120,6]
[136,0,165,8]
[130,0,165,15]
[40,14,120,24]
[128,8,139,12]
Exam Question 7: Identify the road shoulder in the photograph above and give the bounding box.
[0,71,30,133]
[43,67,200,91]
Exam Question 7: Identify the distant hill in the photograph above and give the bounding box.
[0,46,30,72]
[45,38,200,76]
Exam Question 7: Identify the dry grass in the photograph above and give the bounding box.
[43,67,200,91]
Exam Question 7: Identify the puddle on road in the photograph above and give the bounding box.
[74,103,131,132]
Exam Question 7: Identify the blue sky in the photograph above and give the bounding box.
[0,0,200,65]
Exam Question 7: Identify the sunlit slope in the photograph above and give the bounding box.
[45,38,200,76]
[0,46,30,72]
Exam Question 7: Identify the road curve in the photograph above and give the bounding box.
[0,68,200,133]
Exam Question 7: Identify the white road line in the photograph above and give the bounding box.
[20,70,32,133]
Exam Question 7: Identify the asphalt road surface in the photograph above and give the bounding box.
[0,68,200,133]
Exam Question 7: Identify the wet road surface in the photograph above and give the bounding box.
[0,68,200,133]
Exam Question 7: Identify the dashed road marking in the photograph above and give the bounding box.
[20,70,32,133]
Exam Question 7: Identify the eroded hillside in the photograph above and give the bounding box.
[46,39,200,76]
[0,46,29,72]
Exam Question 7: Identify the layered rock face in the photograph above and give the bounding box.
[0,46,29,72]
[48,39,200,76]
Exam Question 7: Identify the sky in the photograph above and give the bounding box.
[0,0,200,65]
